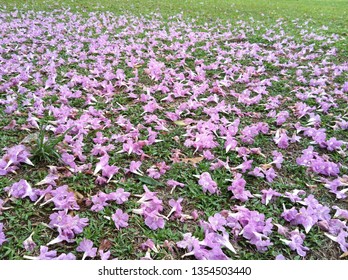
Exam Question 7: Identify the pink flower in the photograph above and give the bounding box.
[144,210,166,230]
[112,209,129,230]
[167,197,183,218]
[167,179,185,193]
[0,144,33,175]
[228,173,253,202]
[77,238,97,260]
[198,172,219,194]
[102,165,119,183]
[140,239,158,253]
[274,129,289,149]
[280,229,309,257]
[208,213,226,232]
[93,154,109,175]
[126,161,143,175]
[0,223,7,246]
[23,232,36,252]
[261,188,281,205]
[107,188,130,204]
[5,179,38,201]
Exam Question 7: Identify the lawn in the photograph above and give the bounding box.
[0,0,347,260]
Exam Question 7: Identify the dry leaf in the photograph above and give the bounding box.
[305,183,318,189]
[340,251,348,259]
[174,120,187,126]
[99,239,112,251]
[181,157,204,165]
[69,188,84,201]
[260,164,272,170]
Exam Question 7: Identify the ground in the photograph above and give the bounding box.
[0,0,347,260]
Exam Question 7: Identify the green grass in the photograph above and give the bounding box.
[0,0,347,261]
[1,0,347,26]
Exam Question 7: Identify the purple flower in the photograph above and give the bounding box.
[208,213,227,232]
[55,253,77,260]
[167,179,185,193]
[23,232,36,252]
[24,246,57,260]
[5,179,38,201]
[144,210,166,230]
[91,191,110,212]
[325,137,343,151]
[0,144,33,175]
[275,111,289,126]
[41,185,79,211]
[77,238,98,260]
[47,211,89,245]
[274,129,290,149]
[126,161,143,175]
[198,172,219,194]
[280,229,309,257]
[107,188,130,204]
[147,166,161,179]
[261,188,281,205]
[93,154,109,175]
[140,239,158,253]
[271,151,283,169]
[275,254,286,260]
[281,205,298,222]
[111,209,129,230]
[248,167,265,178]
[99,250,111,260]
[325,230,348,252]
[35,167,59,186]
[332,206,348,220]
[102,165,119,183]
[61,152,78,171]
[167,197,183,219]
[0,223,7,246]
[283,189,306,203]
[177,233,200,251]
[274,223,289,236]
[228,173,253,202]
[294,207,318,233]
[264,167,277,182]
[310,158,340,177]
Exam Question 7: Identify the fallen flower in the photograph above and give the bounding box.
[198,172,219,194]
[23,232,36,252]
[280,229,309,257]
[77,238,98,260]
[0,223,7,246]
[111,209,129,230]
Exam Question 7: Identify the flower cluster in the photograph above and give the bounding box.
[47,210,89,245]
[296,146,340,177]
[90,188,130,212]
[0,145,33,175]
[198,172,219,194]
[132,186,166,230]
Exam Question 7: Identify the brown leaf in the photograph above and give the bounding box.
[99,239,112,252]
[260,164,272,170]
[181,157,204,165]
[69,188,84,201]
[305,183,318,189]
[340,251,348,259]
